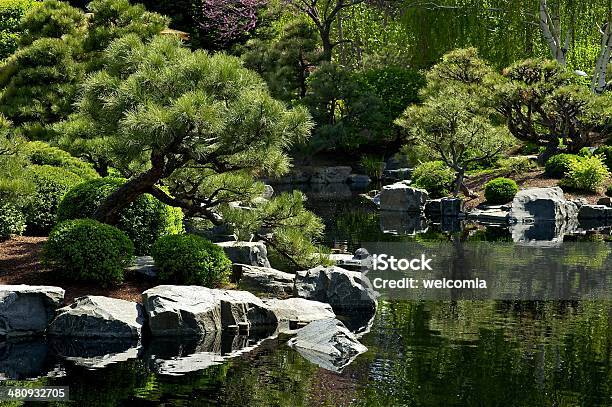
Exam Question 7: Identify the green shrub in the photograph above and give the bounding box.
[560,155,610,192]
[23,164,82,234]
[545,154,580,178]
[57,178,183,255]
[0,0,38,59]
[0,202,25,239]
[594,145,612,170]
[151,234,231,287]
[360,155,385,180]
[496,156,536,175]
[22,141,98,179]
[484,177,519,204]
[44,219,133,285]
[412,161,455,198]
[578,147,593,157]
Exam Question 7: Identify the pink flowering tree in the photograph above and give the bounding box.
[194,0,267,47]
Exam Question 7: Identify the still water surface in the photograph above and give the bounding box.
[1,188,610,406]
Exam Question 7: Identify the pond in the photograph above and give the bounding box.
[0,186,610,406]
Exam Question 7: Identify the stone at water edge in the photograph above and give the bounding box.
[215,241,271,268]
[263,298,335,333]
[510,187,578,221]
[287,318,368,372]
[48,296,145,338]
[234,264,295,296]
[142,285,278,337]
[0,285,64,337]
[379,182,428,212]
[578,205,612,220]
[293,266,377,314]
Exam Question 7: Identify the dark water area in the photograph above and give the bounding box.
[1,185,610,406]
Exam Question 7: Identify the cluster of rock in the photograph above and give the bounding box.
[0,265,376,373]
[365,182,612,239]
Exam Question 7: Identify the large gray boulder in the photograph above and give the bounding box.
[215,241,271,268]
[263,298,335,333]
[310,166,352,184]
[287,318,367,372]
[379,182,428,212]
[294,266,377,313]
[0,285,64,337]
[48,296,145,338]
[142,286,277,337]
[510,187,578,221]
[235,264,295,296]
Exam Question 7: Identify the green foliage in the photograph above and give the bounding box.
[593,145,612,170]
[0,201,25,239]
[496,59,610,155]
[17,0,84,46]
[57,178,183,255]
[397,49,514,194]
[303,62,385,152]
[0,115,34,203]
[242,18,321,102]
[496,156,536,176]
[360,155,384,180]
[0,0,38,59]
[484,177,518,204]
[606,185,612,197]
[43,219,134,285]
[560,155,610,193]
[22,164,82,234]
[22,141,98,178]
[545,154,580,178]
[412,161,455,198]
[151,234,231,287]
[0,37,83,133]
[358,66,425,124]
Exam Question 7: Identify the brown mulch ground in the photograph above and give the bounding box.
[0,236,154,304]
[463,169,605,210]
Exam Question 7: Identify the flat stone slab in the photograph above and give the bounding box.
[142,286,278,337]
[48,296,145,338]
[127,256,157,279]
[287,318,367,372]
[467,208,511,225]
[235,264,295,296]
[263,298,335,333]
[0,285,64,337]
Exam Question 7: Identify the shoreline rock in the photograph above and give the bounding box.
[0,285,64,337]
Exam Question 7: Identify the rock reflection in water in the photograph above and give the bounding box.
[50,337,141,369]
[0,338,61,380]
[147,330,275,376]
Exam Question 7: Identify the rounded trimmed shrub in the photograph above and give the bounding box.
[0,202,25,240]
[412,161,455,198]
[560,155,610,193]
[57,178,183,255]
[43,219,134,286]
[23,164,83,235]
[23,141,98,179]
[545,154,580,178]
[152,234,231,287]
[484,177,519,204]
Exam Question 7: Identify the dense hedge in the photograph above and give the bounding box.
[44,219,134,285]
[412,161,455,198]
[484,177,518,204]
[57,178,183,255]
[23,141,98,179]
[0,202,26,239]
[23,164,82,235]
[152,234,231,287]
[544,154,580,178]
